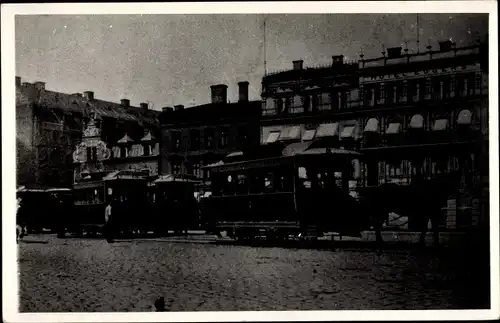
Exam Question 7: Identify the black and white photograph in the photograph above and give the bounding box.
[2,1,499,322]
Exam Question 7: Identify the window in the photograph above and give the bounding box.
[290,95,304,114]
[190,129,200,150]
[238,127,248,146]
[236,174,249,194]
[92,147,97,160]
[425,78,432,99]
[86,147,92,161]
[192,163,201,178]
[171,162,181,175]
[120,146,127,158]
[263,172,275,192]
[432,78,441,100]
[385,84,394,104]
[205,128,214,149]
[219,127,229,148]
[171,131,181,151]
[143,144,150,156]
[277,99,284,113]
[263,98,276,116]
[317,93,331,111]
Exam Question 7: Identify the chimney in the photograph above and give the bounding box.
[292,60,304,71]
[121,99,130,107]
[162,107,174,113]
[238,81,249,103]
[140,102,149,110]
[439,40,453,52]
[83,91,94,101]
[210,84,228,104]
[34,81,46,91]
[15,76,21,87]
[332,55,345,65]
[174,104,184,111]
[387,47,402,58]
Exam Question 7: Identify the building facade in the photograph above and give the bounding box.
[15,77,161,188]
[159,82,261,184]
[259,39,489,228]
[260,56,363,180]
[357,40,489,228]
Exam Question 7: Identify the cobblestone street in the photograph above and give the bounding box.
[18,235,489,312]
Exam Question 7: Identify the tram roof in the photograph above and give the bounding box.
[154,174,202,184]
[204,142,362,173]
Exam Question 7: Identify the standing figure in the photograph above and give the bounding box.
[104,199,114,243]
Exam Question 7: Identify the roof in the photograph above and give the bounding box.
[18,84,160,126]
[117,133,134,143]
[159,100,261,125]
[141,131,156,141]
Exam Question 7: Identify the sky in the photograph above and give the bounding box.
[16,14,488,110]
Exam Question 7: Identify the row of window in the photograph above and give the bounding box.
[262,73,484,116]
[169,127,249,152]
[84,143,159,161]
[363,154,479,187]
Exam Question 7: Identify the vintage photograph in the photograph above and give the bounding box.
[3,1,498,321]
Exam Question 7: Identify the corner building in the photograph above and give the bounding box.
[159,82,261,187]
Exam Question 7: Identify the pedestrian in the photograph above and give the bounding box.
[104,199,114,243]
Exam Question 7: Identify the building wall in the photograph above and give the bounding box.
[16,86,36,186]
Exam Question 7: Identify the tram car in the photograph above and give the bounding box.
[16,186,73,235]
[153,174,202,235]
[202,141,367,241]
[67,170,156,237]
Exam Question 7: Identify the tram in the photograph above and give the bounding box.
[202,142,366,241]
[68,170,154,237]
[153,174,201,235]
[16,186,73,235]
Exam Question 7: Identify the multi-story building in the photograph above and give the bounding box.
[260,56,363,180]
[357,40,489,228]
[259,39,489,229]
[15,78,161,188]
[159,82,261,183]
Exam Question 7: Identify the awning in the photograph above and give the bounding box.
[315,123,339,138]
[409,114,424,129]
[282,141,314,157]
[432,119,449,131]
[340,125,356,139]
[386,123,402,135]
[279,126,301,141]
[364,118,379,133]
[302,129,316,141]
[265,131,281,144]
[226,151,243,158]
[102,171,121,181]
[457,109,472,125]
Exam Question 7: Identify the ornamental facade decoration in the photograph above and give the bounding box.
[73,114,111,164]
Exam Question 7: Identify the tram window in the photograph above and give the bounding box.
[250,174,263,193]
[264,172,275,192]
[236,174,248,194]
[298,167,307,179]
[223,174,235,195]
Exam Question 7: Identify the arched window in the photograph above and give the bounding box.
[409,114,424,129]
[457,109,472,125]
